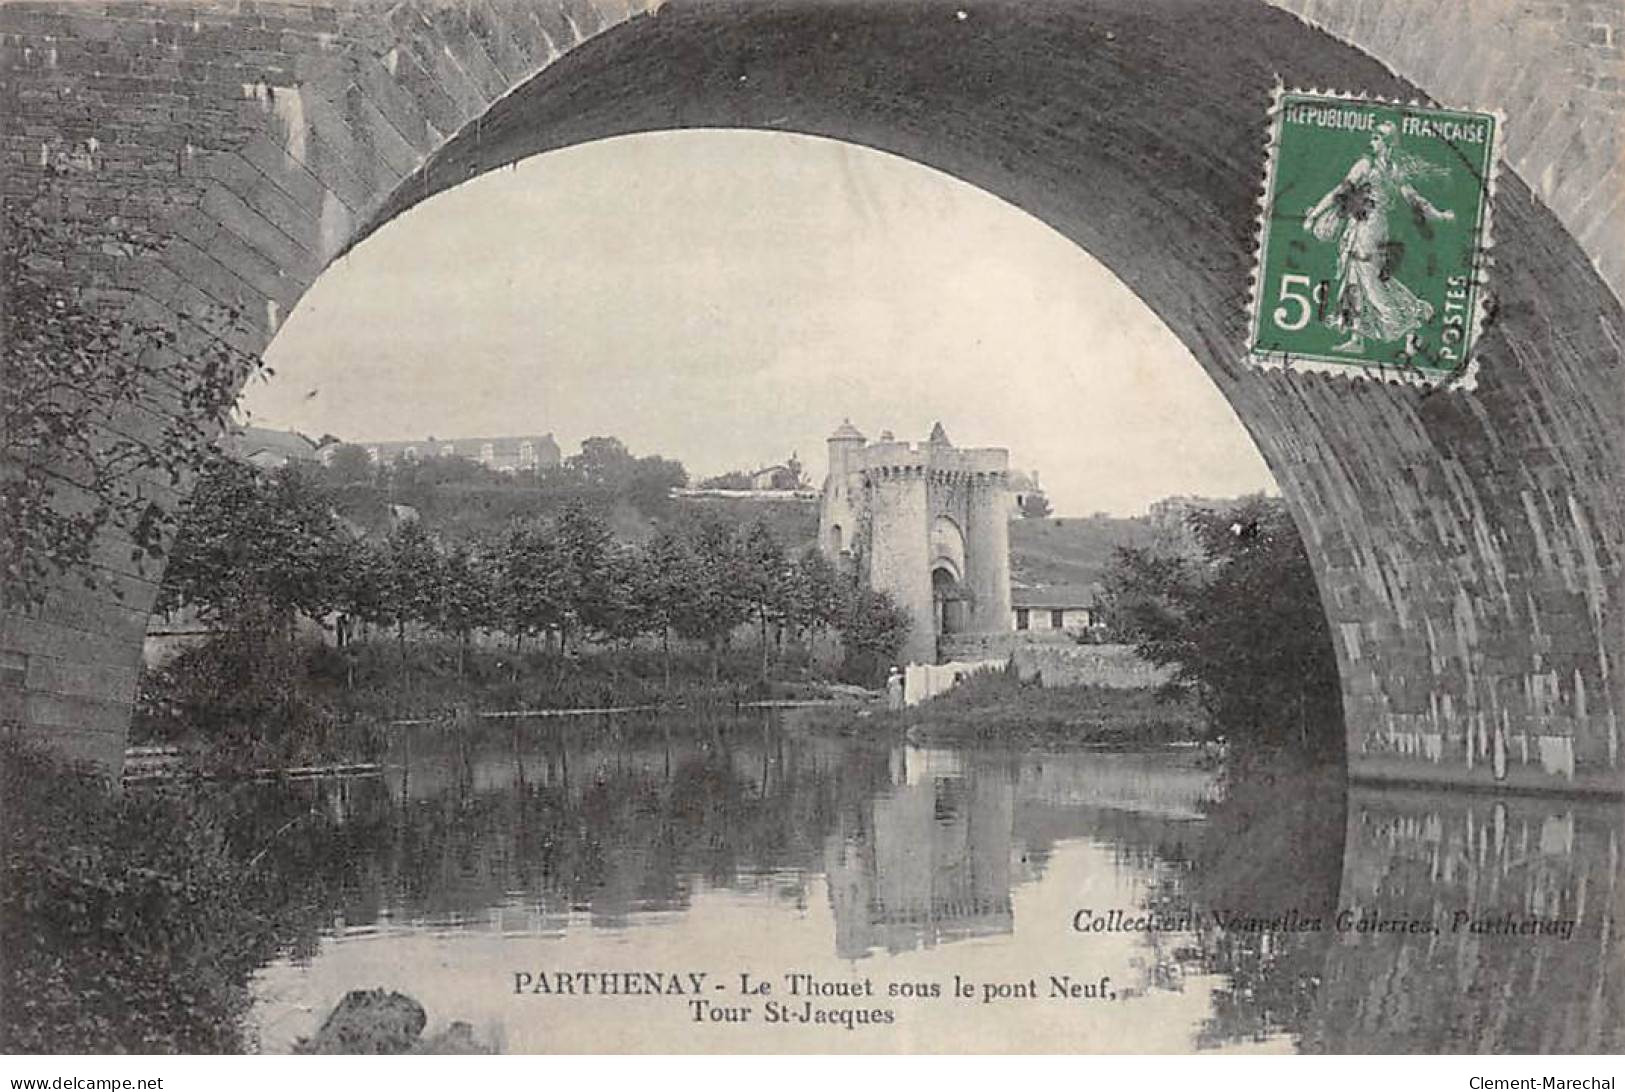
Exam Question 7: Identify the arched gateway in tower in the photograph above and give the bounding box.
[819,421,1013,665]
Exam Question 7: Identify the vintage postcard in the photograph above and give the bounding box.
[1,0,1620,1065]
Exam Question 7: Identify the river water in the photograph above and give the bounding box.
[237,712,1620,1053]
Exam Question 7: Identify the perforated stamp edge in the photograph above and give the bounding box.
[1244,83,1505,393]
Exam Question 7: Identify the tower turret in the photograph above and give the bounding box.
[821,419,868,562]
[826,418,866,479]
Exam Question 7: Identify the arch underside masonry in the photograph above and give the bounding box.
[2,0,1620,794]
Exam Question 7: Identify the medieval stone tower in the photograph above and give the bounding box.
[819,421,1013,665]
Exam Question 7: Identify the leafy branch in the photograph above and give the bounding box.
[2,198,269,607]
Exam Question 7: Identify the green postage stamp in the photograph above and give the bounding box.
[1249,90,1499,385]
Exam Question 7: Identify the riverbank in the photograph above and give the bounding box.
[795,667,1204,748]
[133,634,875,774]
[0,738,289,1051]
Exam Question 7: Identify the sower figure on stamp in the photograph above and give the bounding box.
[1302,121,1456,353]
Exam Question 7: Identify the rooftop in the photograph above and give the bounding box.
[829,419,866,442]
[219,425,319,464]
[1010,583,1099,609]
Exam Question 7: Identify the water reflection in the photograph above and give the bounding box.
[826,749,1015,958]
[224,714,1620,1053]
[1307,788,1622,1053]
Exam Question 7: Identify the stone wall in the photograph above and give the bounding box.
[903,659,1005,707]
[938,632,1015,662]
[1012,643,1177,691]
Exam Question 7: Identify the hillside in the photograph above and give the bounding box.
[323,459,1166,583]
[328,477,820,549]
[1008,514,1157,588]
[666,494,820,550]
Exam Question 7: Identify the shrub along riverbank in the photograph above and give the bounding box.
[0,739,304,1051]
[134,632,872,774]
[800,666,1205,748]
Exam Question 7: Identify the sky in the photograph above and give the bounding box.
[244,129,1276,516]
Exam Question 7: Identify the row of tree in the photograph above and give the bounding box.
[320,434,689,521]
[159,458,910,685]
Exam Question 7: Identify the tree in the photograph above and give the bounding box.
[593,543,654,655]
[157,459,350,627]
[437,542,492,677]
[781,548,844,647]
[147,460,357,757]
[1101,495,1342,754]
[624,455,687,514]
[698,471,754,490]
[565,436,633,485]
[321,444,375,486]
[492,520,562,653]
[548,503,617,659]
[637,528,698,688]
[381,519,442,664]
[336,539,393,647]
[836,588,911,687]
[670,520,750,680]
[2,199,267,606]
[1098,548,1200,667]
[736,520,789,679]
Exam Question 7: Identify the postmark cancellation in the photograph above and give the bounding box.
[1248,89,1501,387]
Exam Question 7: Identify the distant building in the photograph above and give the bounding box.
[1146,494,1229,527]
[1010,584,1101,637]
[1147,494,1241,559]
[694,454,807,492]
[1007,469,1045,517]
[748,457,805,491]
[218,425,320,469]
[325,434,562,474]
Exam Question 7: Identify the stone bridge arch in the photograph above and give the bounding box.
[2,0,1620,793]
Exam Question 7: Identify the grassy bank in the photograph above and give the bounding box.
[0,739,290,1050]
[800,666,1204,747]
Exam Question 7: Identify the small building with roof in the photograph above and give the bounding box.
[218,425,321,469]
[1010,583,1102,637]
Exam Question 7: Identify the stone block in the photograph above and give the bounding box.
[384,35,470,137]
[341,81,424,179]
[351,52,435,152]
[198,180,321,281]
[1,615,145,670]
[237,132,340,219]
[431,12,508,101]
[24,653,139,703]
[466,0,540,81]
[14,715,126,776]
